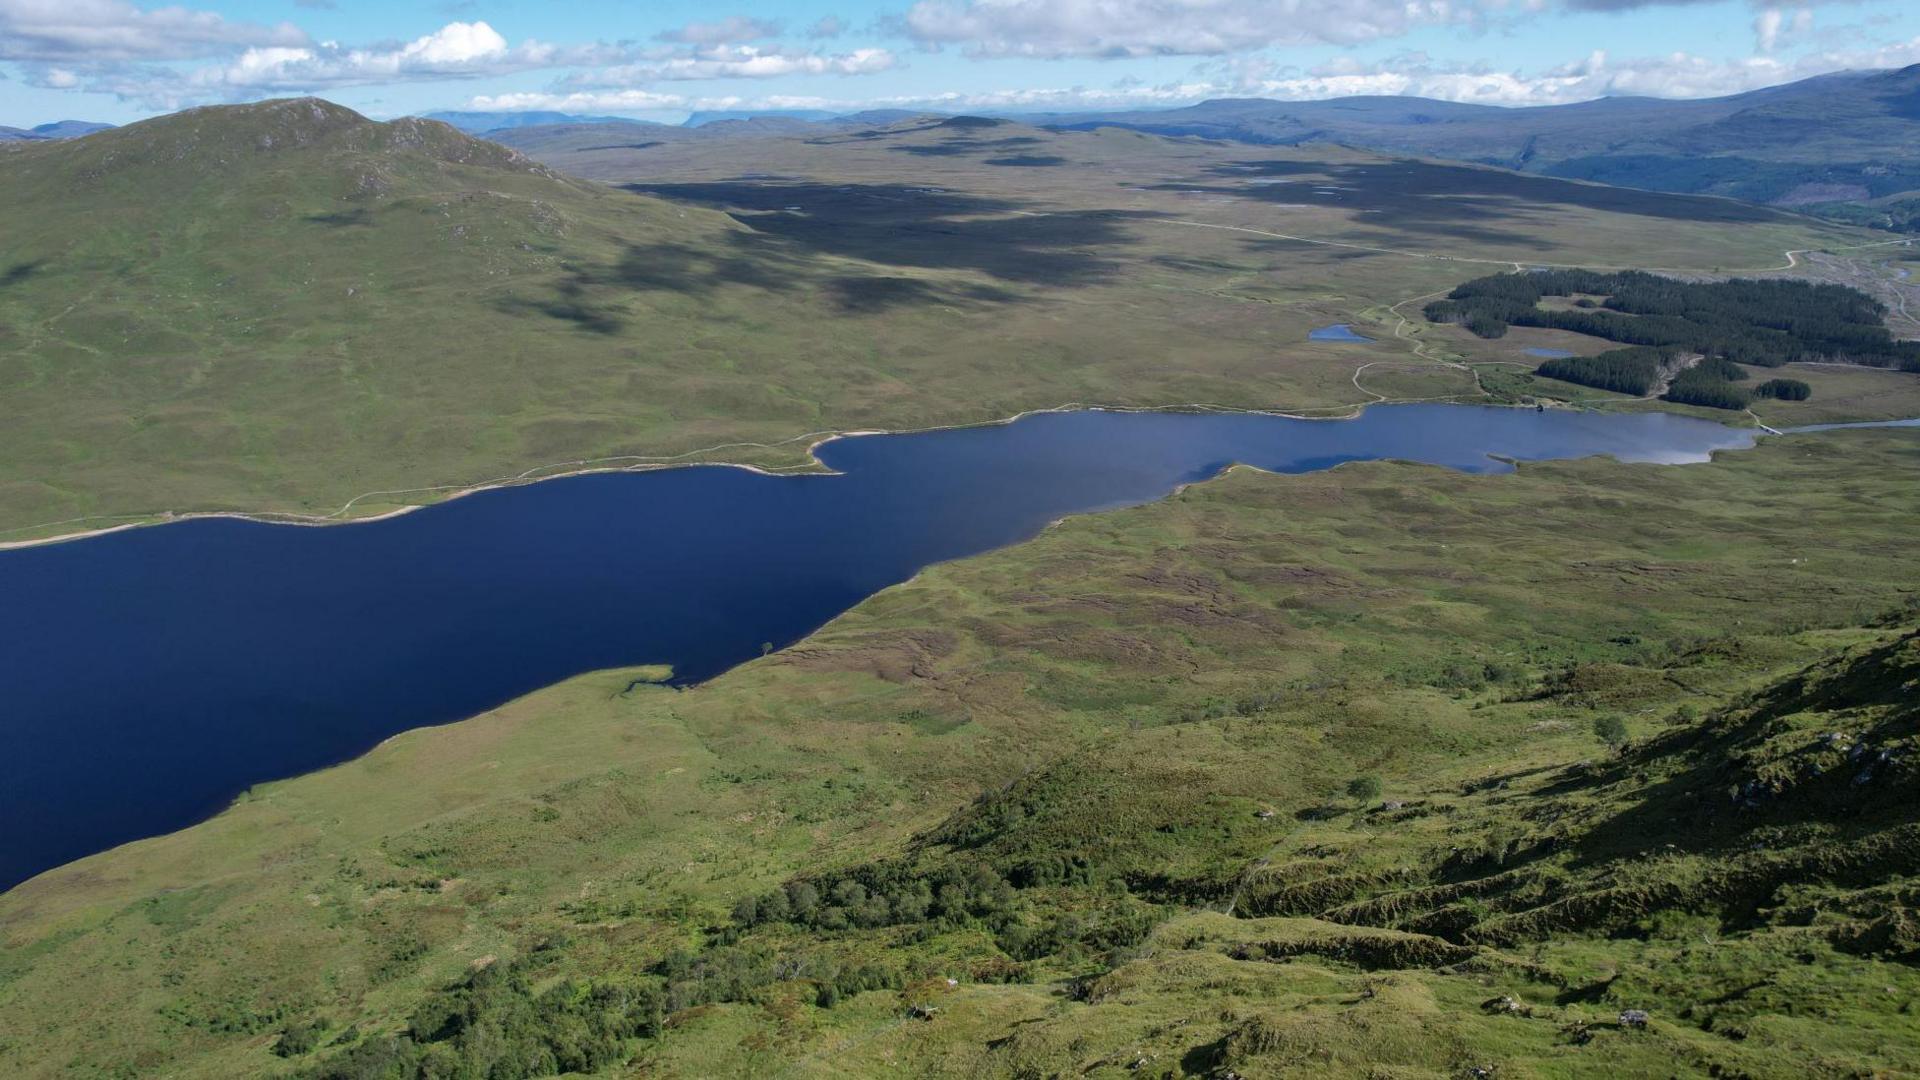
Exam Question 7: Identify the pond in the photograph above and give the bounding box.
[1525,348,1576,359]
[1309,323,1375,343]
[0,404,1766,889]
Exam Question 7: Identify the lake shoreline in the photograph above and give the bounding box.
[0,395,1533,552]
[9,406,1911,892]
[4,403,1910,558]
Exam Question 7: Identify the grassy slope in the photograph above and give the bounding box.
[0,102,1872,540]
[2,427,1916,1077]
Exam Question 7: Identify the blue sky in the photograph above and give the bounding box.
[3,0,1916,125]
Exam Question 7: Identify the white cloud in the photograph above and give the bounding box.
[32,17,903,109]
[399,20,508,65]
[481,32,1920,117]
[0,0,307,62]
[654,16,783,44]
[1753,6,1813,52]
[902,0,1473,57]
[1218,38,1920,105]
[36,19,609,106]
[182,21,554,92]
[1564,0,1847,11]
[807,15,847,39]
[565,44,897,86]
[467,88,692,112]
[455,81,1279,117]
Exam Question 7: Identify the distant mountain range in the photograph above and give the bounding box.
[424,107,933,137]
[1023,64,1920,230]
[684,108,840,126]
[17,61,1916,228]
[0,120,113,141]
[436,65,1920,230]
[420,110,641,134]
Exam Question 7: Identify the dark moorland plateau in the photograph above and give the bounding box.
[1,84,1919,1080]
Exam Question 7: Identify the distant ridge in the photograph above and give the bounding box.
[1014,64,1920,229]
[0,119,113,141]
[427,65,1920,227]
[422,109,650,134]
[480,108,957,156]
[426,108,905,136]
[683,108,840,126]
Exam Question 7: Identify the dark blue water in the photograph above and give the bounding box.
[1309,323,1375,343]
[0,404,1761,890]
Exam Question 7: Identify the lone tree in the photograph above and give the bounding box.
[1346,776,1383,803]
[1593,715,1629,749]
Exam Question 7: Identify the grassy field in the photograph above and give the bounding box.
[0,102,1880,542]
[2,425,1915,1077]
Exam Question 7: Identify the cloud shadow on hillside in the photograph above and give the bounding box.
[306,208,373,227]
[887,135,1047,158]
[1152,156,1788,247]
[621,180,1163,286]
[1,260,47,288]
[497,180,1123,331]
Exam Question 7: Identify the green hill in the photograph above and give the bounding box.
[2,427,1915,1078]
[0,98,758,531]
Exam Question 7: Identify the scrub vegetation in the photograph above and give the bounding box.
[3,427,1916,1078]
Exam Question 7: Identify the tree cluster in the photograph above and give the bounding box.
[1535,346,1672,396]
[731,857,1160,962]
[1754,377,1812,400]
[1664,357,1755,410]
[301,960,662,1080]
[732,862,1018,935]
[1425,269,1919,370]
